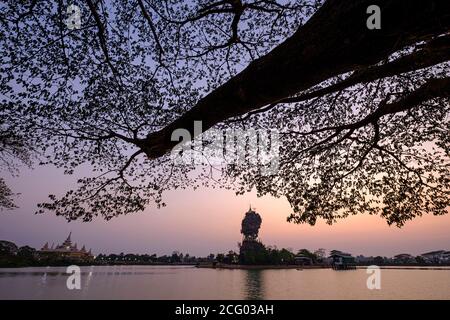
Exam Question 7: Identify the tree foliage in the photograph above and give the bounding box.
[1,0,449,226]
[0,128,31,209]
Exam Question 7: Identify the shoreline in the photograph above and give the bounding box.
[356,266,450,270]
[2,264,450,270]
[195,264,450,270]
[196,264,328,270]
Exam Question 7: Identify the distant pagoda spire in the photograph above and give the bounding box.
[62,231,72,247]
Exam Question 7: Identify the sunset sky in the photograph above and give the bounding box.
[1,164,449,258]
[1,0,449,262]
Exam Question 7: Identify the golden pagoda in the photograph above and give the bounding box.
[39,232,93,261]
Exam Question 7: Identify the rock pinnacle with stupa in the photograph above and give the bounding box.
[239,206,265,264]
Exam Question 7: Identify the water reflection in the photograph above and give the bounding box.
[244,270,264,300]
[0,266,449,299]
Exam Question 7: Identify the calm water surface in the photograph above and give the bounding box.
[0,266,449,299]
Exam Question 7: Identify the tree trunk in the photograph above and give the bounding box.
[139,0,450,159]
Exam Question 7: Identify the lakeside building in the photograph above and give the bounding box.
[294,254,313,265]
[420,250,450,264]
[38,232,94,262]
[393,253,415,264]
[355,255,374,263]
[329,250,356,270]
[444,252,450,262]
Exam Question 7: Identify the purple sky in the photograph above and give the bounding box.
[1,164,449,257]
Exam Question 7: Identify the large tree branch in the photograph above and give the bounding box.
[137,0,164,62]
[137,0,450,159]
[86,0,118,77]
[354,77,450,129]
[282,34,450,104]
[285,76,450,162]
[230,35,450,123]
[295,77,450,136]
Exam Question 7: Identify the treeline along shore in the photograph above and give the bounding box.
[1,239,450,269]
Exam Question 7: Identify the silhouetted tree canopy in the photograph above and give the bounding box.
[1,0,449,226]
[0,130,31,209]
[0,178,15,209]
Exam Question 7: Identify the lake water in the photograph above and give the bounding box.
[0,266,449,299]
